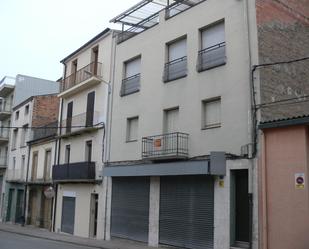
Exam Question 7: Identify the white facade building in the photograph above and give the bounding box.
[53,28,117,239]
[104,1,259,249]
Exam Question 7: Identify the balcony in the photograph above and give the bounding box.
[60,111,102,138]
[6,169,25,183]
[30,121,58,142]
[163,56,187,82]
[52,162,96,182]
[142,132,189,161]
[197,42,226,72]
[59,62,103,98]
[165,0,206,19]
[0,156,7,168]
[120,73,141,96]
[0,128,9,144]
[0,102,12,120]
[0,76,15,97]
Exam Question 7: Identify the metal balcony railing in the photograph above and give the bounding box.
[52,162,96,182]
[61,62,102,92]
[197,42,226,72]
[163,56,187,82]
[0,128,9,139]
[61,111,101,135]
[142,132,189,160]
[6,169,25,182]
[0,102,12,113]
[120,73,141,96]
[30,121,58,141]
[0,156,8,167]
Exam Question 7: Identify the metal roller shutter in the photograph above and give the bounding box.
[61,197,75,234]
[111,177,150,242]
[159,175,214,249]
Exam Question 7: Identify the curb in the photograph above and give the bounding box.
[0,228,108,249]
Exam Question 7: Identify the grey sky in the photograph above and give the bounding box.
[0,0,138,81]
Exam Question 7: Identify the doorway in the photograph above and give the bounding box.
[89,193,98,238]
[230,170,250,248]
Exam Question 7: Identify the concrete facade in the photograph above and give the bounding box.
[105,1,259,249]
[54,29,116,239]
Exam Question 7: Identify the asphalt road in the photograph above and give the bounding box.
[0,231,97,249]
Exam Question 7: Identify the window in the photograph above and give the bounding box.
[65,145,71,164]
[86,91,95,127]
[31,152,38,181]
[25,105,29,115]
[44,150,52,180]
[66,101,73,134]
[85,140,92,162]
[198,21,226,71]
[15,111,19,120]
[12,129,18,150]
[91,46,99,75]
[126,117,139,142]
[164,108,179,133]
[20,124,28,147]
[202,97,221,129]
[121,57,141,96]
[164,38,187,82]
[12,157,16,179]
[21,155,25,180]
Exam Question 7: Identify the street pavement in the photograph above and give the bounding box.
[0,230,97,249]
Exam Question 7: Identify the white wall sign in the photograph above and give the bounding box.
[295,173,305,189]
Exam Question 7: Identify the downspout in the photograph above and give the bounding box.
[52,63,66,232]
[22,142,31,226]
[103,31,117,240]
[244,1,257,248]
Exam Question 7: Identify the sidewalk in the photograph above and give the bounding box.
[0,222,162,249]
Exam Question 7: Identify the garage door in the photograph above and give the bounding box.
[159,175,214,249]
[111,177,150,242]
[61,197,75,234]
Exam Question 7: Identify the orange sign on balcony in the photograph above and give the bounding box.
[154,138,162,148]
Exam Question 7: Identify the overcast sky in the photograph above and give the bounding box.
[0,0,138,81]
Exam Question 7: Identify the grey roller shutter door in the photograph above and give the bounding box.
[61,197,75,234]
[159,175,214,249]
[111,177,150,242]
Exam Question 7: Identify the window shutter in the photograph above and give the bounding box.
[202,22,225,49]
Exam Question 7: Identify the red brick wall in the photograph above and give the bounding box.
[256,0,309,122]
[31,95,59,127]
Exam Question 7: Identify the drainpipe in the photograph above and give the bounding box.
[22,142,31,226]
[103,31,117,241]
[52,63,66,232]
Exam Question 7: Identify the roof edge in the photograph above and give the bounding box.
[259,116,309,129]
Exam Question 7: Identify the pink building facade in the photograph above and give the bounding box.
[259,117,309,249]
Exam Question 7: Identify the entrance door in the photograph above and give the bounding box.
[6,188,14,222]
[231,170,250,247]
[66,102,73,133]
[61,196,75,234]
[86,91,95,127]
[159,175,214,249]
[111,177,150,242]
[15,189,24,224]
[89,193,98,238]
[28,189,37,225]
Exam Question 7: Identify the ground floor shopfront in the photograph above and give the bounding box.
[104,158,258,249]
[27,184,53,229]
[54,183,106,239]
[3,182,25,224]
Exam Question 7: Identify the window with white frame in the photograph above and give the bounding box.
[12,129,18,150]
[202,97,221,129]
[198,21,226,71]
[164,38,187,82]
[121,57,141,96]
[126,117,139,142]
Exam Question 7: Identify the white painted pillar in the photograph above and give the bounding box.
[148,176,160,247]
